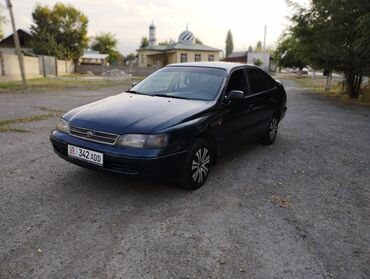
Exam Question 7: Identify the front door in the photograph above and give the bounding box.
[218,68,258,149]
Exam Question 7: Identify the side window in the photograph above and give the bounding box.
[225,69,248,94]
[248,69,275,94]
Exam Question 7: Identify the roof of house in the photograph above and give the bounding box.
[138,42,221,52]
[0,29,33,48]
[81,52,109,59]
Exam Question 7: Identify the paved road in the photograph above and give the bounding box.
[0,80,369,279]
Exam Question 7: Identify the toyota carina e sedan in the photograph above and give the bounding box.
[50,62,287,190]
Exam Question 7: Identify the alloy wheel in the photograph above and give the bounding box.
[191,147,210,184]
[269,118,278,141]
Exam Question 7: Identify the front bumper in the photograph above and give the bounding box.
[50,130,188,178]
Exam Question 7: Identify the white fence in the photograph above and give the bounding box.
[0,52,74,81]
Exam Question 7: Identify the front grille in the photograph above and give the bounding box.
[69,125,119,145]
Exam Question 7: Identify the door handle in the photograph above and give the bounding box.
[248,104,254,110]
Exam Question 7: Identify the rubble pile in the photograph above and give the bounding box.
[102,68,127,77]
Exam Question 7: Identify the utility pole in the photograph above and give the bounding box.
[6,0,27,90]
[263,25,267,52]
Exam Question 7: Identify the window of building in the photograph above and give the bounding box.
[180,53,187,63]
[208,54,215,61]
[248,68,276,94]
[195,54,201,62]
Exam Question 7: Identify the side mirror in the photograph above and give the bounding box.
[131,81,139,87]
[227,90,245,102]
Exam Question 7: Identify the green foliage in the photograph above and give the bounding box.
[30,3,88,61]
[275,34,307,70]
[254,58,263,67]
[125,53,136,63]
[0,5,7,40]
[282,0,370,98]
[195,37,203,44]
[140,36,149,48]
[248,45,253,52]
[225,30,234,58]
[354,13,370,76]
[158,39,175,46]
[91,33,121,64]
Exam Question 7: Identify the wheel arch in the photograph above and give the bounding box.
[198,131,218,165]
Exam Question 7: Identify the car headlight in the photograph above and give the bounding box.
[56,118,69,133]
[116,134,168,148]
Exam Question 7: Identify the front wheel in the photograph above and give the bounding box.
[180,139,212,190]
[260,116,279,145]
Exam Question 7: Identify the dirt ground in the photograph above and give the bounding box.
[0,79,369,278]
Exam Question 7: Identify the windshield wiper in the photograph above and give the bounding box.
[151,93,190,100]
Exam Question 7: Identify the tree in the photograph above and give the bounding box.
[275,34,307,73]
[195,37,203,44]
[225,30,234,58]
[248,45,253,52]
[30,3,88,61]
[140,36,148,48]
[158,39,175,46]
[91,33,120,64]
[255,41,262,52]
[286,0,370,98]
[124,52,136,64]
[254,58,263,67]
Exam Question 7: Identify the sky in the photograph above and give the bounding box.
[3,0,309,55]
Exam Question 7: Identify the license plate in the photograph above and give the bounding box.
[68,145,103,166]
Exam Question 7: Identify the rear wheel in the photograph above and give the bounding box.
[180,139,211,190]
[260,115,279,145]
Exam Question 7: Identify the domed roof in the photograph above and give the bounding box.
[178,30,195,43]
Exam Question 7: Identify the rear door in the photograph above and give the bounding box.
[245,68,278,136]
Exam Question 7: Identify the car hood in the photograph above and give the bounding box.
[63,93,214,134]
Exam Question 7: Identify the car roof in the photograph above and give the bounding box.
[166,62,259,72]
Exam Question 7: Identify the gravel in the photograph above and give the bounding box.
[0,80,369,278]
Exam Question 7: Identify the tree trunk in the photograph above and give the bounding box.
[355,75,362,97]
[298,67,303,78]
[346,73,362,99]
[325,72,332,90]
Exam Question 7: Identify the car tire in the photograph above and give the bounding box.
[260,115,279,145]
[180,139,212,190]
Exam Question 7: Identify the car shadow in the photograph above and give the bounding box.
[58,164,184,197]
[54,140,274,204]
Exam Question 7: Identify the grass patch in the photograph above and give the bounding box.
[292,76,370,106]
[0,75,144,93]
[0,107,64,133]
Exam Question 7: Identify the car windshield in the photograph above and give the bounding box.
[129,66,226,101]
